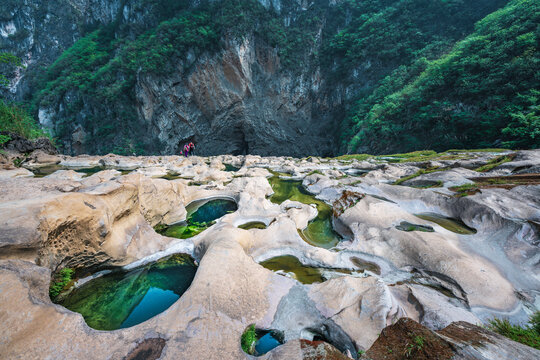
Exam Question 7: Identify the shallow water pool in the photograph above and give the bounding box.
[57,254,197,330]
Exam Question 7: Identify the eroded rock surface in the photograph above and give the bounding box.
[0,149,539,359]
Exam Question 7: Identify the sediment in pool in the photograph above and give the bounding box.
[396,221,434,232]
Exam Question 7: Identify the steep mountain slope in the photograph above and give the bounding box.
[343,0,540,153]
[2,0,536,156]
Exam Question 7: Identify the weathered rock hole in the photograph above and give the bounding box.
[301,323,358,359]
[241,324,285,356]
[52,253,197,330]
[155,197,237,239]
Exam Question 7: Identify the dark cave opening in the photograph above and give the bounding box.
[232,125,249,155]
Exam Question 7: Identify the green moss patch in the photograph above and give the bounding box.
[475,154,516,172]
[49,268,75,300]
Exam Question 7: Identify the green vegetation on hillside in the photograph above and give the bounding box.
[343,0,539,153]
[0,100,50,145]
[0,52,21,87]
[19,0,540,155]
[1,52,50,146]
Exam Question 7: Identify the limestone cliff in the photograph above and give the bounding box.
[135,36,339,156]
[1,0,341,156]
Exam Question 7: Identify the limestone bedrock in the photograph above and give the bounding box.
[0,150,539,359]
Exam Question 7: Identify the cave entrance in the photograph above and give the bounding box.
[176,136,196,155]
[232,125,249,155]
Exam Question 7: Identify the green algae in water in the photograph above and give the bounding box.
[414,212,477,235]
[396,221,434,232]
[224,163,240,172]
[186,198,237,224]
[155,198,237,239]
[158,222,211,239]
[160,172,181,180]
[260,255,361,284]
[30,165,107,178]
[57,254,197,330]
[268,174,340,248]
[260,255,324,284]
[238,221,267,230]
[76,166,108,177]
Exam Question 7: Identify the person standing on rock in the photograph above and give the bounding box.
[183,144,189,157]
[189,142,195,156]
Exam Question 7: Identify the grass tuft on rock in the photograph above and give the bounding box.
[49,268,74,300]
[394,167,442,185]
[475,154,516,172]
[487,311,540,350]
[241,324,257,354]
[449,183,480,197]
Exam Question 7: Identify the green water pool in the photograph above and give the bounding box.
[414,212,477,235]
[57,254,197,330]
[268,173,340,248]
[260,255,363,284]
[238,221,267,230]
[30,165,108,178]
[156,198,237,239]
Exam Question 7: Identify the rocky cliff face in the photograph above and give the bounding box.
[1,0,343,157]
[0,0,148,97]
[136,36,339,156]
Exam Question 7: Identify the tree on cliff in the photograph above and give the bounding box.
[0,53,50,145]
[0,52,22,87]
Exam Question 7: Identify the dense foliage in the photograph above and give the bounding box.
[31,0,326,154]
[0,100,50,146]
[0,52,21,87]
[342,0,539,153]
[241,324,256,354]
